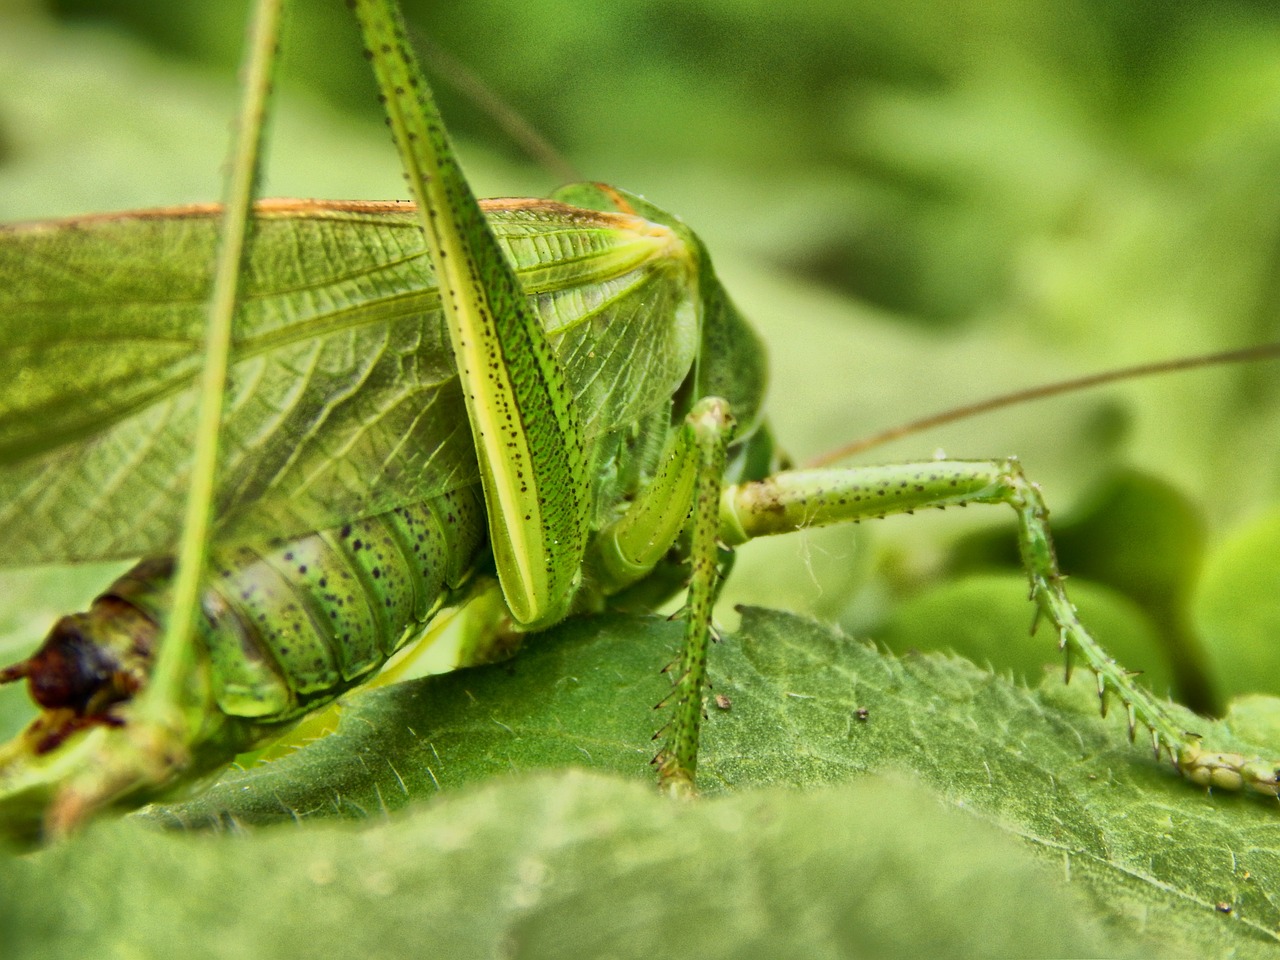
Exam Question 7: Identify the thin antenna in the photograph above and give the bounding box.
[804,341,1280,469]
[412,32,583,185]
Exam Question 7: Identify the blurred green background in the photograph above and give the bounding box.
[2,0,1279,714]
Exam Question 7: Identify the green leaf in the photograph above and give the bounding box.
[875,570,1173,694]
[943,471,1220,714]
[1,773,1115,960]
[1196,507,1280,701]
[113,609,1280,957]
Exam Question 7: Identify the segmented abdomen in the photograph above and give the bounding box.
[108,486,487,723]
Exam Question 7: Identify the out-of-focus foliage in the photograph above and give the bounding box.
[2,0,1280,956]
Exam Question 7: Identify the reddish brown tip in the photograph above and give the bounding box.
[0,660,31,684]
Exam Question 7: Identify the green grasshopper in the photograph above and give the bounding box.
[0,0,1277,838]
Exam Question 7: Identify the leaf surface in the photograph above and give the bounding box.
[107,608,1280,958]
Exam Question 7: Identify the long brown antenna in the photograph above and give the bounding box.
[413,33,584,185]
[804,341,1280,469]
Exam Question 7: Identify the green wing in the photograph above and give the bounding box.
[0,198,697,567]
